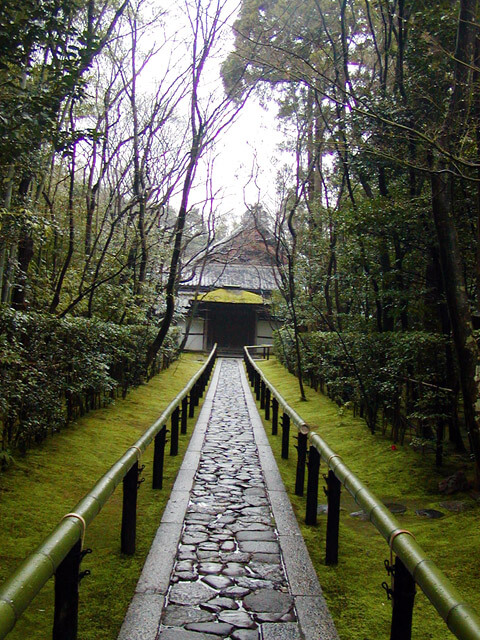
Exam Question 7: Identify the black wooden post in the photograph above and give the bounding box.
[391,557,416,640]
[198,373,204,398]
[254,371,260,400]
[245,356,252,384]
[272,397,279,435]
[325,470,341,565]
[189,387,196,417]
[181,396,188,434]
[121,461,138,555]
[436,420,444,468]
[295,431,308,496]
[53,540,82,640]
[260,380,266,409]
[170,407,180,456]
[306,446,320,525]
[281,413,290,459]
[194,381,200,406]
[152,426,166,489]
[265,388,271,421]
[208,353,215,376]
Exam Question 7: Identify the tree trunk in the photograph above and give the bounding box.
[11,230,34,310]
[474,32,480,310]
[287,255,306,401]
[137,199,148,294]
[145,135,201,376]
[431,171,480,484]
[10,175,34,309]
[427,0,480,486]
[49,133,76,315]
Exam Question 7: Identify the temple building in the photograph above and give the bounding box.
[177,223,279,355]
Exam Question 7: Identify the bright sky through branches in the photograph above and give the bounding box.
[135,0,286,226]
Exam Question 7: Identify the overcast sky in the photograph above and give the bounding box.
[202,98,286,224]
[184,0,286,226]
[140,0,289,227]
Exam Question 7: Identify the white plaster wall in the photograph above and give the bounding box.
[183,317,205,351]
[255,319,274,345]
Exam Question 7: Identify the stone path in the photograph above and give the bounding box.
[118,358,338,640]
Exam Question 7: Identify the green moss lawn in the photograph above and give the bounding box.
[0,352,207,640]
[255,357,480,640]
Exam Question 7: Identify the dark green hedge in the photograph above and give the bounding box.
[274,327,458,446]
[0,308,179,458]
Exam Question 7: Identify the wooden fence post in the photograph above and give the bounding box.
[152,426,166,489]
[254,371,261,400]
[181,396,188,435]
[260,380,266,409]
[265,388,271,421]
[53,540,82,640]
[295,431,307,496]
[306,446,320,525]
[281,413,290,459]
[272,398,279,435]
[325,470,341,565]
[189,387,196,417]
[390,557,416,640]
[121,462,138,555]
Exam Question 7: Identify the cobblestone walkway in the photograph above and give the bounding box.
[158,359,295,640]
[118,358,338,640]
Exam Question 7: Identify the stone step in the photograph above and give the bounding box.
[117,358,338,640]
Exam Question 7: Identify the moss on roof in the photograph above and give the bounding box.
[199,288,264,304]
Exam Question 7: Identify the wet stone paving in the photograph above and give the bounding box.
[157,359,297,640]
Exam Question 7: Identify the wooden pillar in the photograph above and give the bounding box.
[306,446,320,525]
[53,540,82,640]
[295,431,307,496]
[121,462,138,555]
[325,470,341,565]
[181,396,188,434]
[152,426,166,489]
[281,413,290,459]
[390,557,416,640]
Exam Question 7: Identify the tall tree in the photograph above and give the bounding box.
[427,0,480,485]
[227,0,480,481]
[0,0,129,307]
[145,0,251,374]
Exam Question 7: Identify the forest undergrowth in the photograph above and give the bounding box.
[255,357,480,640]
[0,352,206,640]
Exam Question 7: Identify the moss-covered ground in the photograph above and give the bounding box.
[254,357,480,640]
[0,352,207,640]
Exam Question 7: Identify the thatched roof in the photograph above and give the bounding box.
[182,263,278,294]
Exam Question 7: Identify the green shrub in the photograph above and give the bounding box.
[274,326,452,442]
[0,307,179,455]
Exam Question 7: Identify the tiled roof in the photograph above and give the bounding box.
[181,263,278,293]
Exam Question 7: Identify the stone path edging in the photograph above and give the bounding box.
[239,364,338,640]
[117,361,222,640]
[117,358,338,640]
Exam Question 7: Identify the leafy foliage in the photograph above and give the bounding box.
[0,307,179,456]
[0,353,206,640]
[274,326,454,444]
[226,0,480,478]
[255,357,480,640]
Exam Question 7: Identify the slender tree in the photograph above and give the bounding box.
[145,0,251,374]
